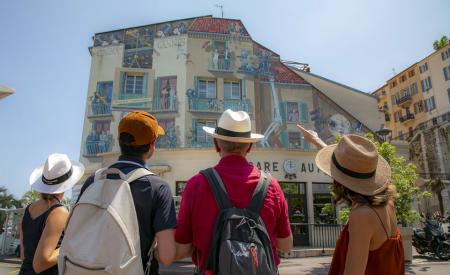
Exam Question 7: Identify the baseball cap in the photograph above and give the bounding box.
[118,112,165,146]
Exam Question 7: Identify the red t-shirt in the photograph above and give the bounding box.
[175,155,292,270]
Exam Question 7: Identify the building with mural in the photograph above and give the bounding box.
[372,43,450,215]
[77,16,382,247]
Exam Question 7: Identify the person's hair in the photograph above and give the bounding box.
[216,139,250,154]
[119,132,151,158]
[332,180,396,207]
[40,193,54,201]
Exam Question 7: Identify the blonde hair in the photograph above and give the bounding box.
[332,181,396,206]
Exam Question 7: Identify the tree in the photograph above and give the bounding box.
[20,190,41,206]
[433,35,449,51]
[0,186,21,228]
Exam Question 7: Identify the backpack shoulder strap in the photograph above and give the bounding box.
[124,168,153,183]
[200,168,232,209]
[247,171,271,214]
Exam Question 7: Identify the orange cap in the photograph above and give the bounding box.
[118,112,165,145]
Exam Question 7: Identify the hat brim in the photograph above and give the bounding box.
[29,161,85,194]
[315,144,391,196]
[203,126,264,143]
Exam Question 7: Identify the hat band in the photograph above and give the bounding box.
[42,168,73,186]
[215,127,251,138]
[332,153,376,179]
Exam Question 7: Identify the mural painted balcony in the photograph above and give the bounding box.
[209,58,233,72]
[222,99,253,114]
[84,134,114,157]
[399,113,415,123]
[155,135,178,149]
[396,94,413,108]
[88,103,112,117]
[152,98,178,113]
[188,98,220,113]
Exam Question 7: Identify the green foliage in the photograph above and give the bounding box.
[433,35,449,50]
[338,207,351,224]
[364,133,430,225]
[0,186,21,227]
[321,203,334,215]
[20,190,41,206]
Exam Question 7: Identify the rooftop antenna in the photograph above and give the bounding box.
[392,67,396,76]
[215,4,224,18]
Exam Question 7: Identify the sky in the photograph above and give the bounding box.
[0,0,449,199]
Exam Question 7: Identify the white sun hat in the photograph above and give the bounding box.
[203,109,264,143]
[29,153,85,194]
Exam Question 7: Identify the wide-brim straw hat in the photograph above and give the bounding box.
[315,134,391,196]
[203,109,264,143]
[30,153,85,194]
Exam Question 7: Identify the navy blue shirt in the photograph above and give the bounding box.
[77,155,177,273]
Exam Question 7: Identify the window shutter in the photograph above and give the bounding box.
[424,99,429,112]
[444,68,449,81]
[300,102,308,124]
[155,77,160,108]
[280,130,288,148]
[428,77,432,89]
[191,119,197,145]
[280,102,287,121]
[194,76,199,97]
[241,79,247,99]
[119,72,125,99]
[143,73,149,97]
[431,96,436,110]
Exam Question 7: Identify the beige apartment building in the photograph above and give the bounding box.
[373,43,450,214]
[78,16,382,247]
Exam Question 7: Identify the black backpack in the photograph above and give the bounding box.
[199,168,277,275]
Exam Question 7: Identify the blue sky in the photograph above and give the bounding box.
[0,0,449,198]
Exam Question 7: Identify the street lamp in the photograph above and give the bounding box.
[376,124,392,143]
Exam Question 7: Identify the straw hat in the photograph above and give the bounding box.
[30,153,85,194]
[315,135,391,195]
[203,109,264,143]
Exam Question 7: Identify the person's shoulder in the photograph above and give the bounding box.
[348,205,378,230]
[48,205,69,220]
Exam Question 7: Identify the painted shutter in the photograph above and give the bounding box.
[194,76,199,96]
[280,102,286,121]
[280,130,288,148]
[155,77,160,109]
[143,73,149,97]
[300,102,308,124]
[119,72,125,99]
[241,79,247,99]
[191,119,197,145]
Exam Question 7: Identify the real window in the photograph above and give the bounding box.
[224,81,241,99]
[312,183,334,223]
[408,70,415,78]
[442,49,450,61]
[400,75,407,83]
[443,66,450,81]
[198,79,217,99]
[288,132,302,149]
[421,76,432,92]
[419,63,428,74]
[410,82,418,95]
[448,88,450,102]
[124,74,144,95]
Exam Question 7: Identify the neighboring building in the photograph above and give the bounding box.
[373,43,450,215]
[0,84,15,100]
[78,16,382,247]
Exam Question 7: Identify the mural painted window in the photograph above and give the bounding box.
[211,41,231,70]
[156,119,177,148]
[224,81,241,99]
[198,79,217,99]
[312,183,335,224]
[194,120,216,144]
[124,27,153,50]
[156,76,177,110]
[284,102,308,124]
[91,81,113,116]
[288,132,302,149]
[124,74,144,95]
[85,120,113,155]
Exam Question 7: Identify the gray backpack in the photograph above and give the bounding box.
[200,168,277,275]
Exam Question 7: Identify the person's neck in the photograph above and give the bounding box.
[219,151,246,158]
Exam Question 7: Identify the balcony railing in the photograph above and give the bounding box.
[112,98,177,113]
[152,98,178,113]
[88,103,112,117]
[399,113,415,123]
[155,135,178,149]
[209,58,233,72]
[223,99,253,113]
[290,223,344,248]
[84,134,114,156]
[188,98,221,113]
[396,94,412,107]
[191,139,214,148]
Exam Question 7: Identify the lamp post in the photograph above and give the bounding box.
[376,124,392,143]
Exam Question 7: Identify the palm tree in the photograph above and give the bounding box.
[0,186,21,228]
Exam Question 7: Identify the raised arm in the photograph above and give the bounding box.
[296,124,327,149]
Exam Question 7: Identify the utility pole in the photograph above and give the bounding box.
[215,4,224,18]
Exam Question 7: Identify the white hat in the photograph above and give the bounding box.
[29,153,85,194]
[203,109,264,143]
